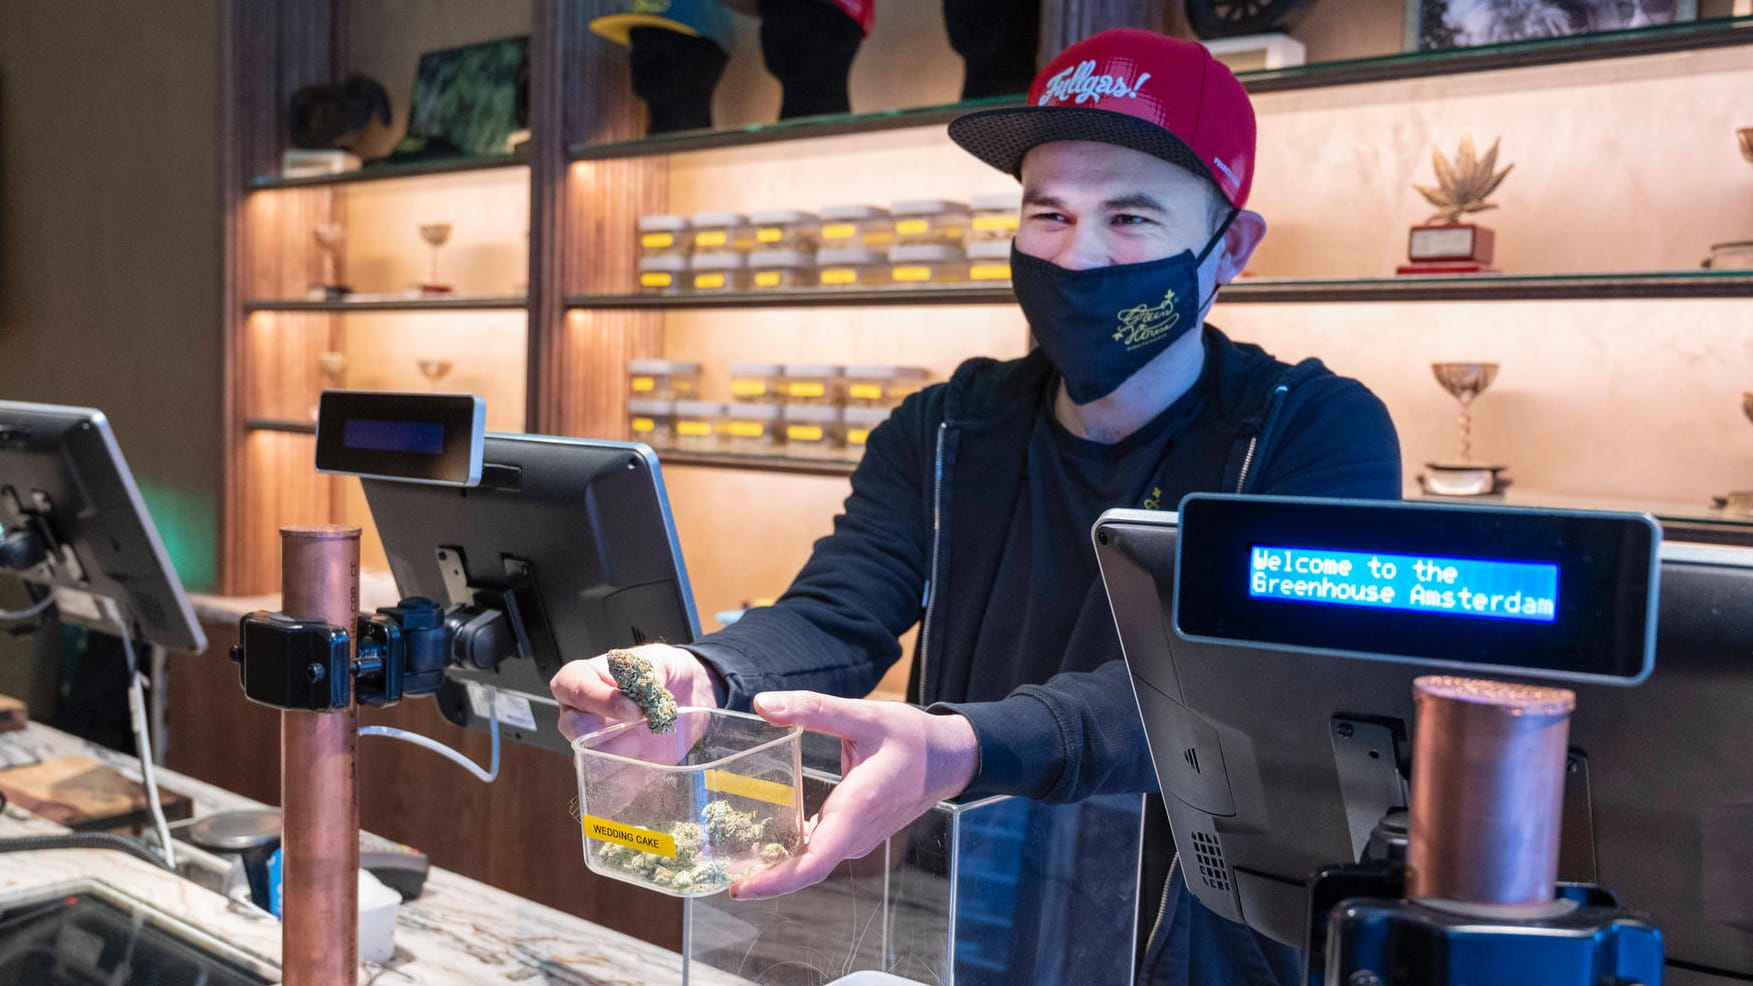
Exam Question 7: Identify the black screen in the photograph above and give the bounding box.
[315,391,482,486]
[1174,494,1658,683]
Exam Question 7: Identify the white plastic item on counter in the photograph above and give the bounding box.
[358,868,401,964]
[824,973,931,985]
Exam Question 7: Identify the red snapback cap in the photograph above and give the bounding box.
[948,28,1256,209]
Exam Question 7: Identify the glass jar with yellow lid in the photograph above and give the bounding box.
[888,244,968,285]
[638,214,691,258]
[748,250,815,291]
[966,239,1014,282]
[689,211,750,254]
[747,209,818,252]
[637,255,688,294]
[780,364,840,406]
[842,365,927,408]
[626,398,675,449]
[891,199,971,248]
[627,359,701,401]
[841,406,890,461]
[782,405,842,460]
[969,193,1020,243]
[817,247,889,288]
[818,204,892,253]
[729,362,783,403]
[672,400,723,453]
[690,252,748,292]
[721,402,780,454]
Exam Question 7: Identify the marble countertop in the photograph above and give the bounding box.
[0,720,749,985]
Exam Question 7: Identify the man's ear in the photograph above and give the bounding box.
[1215,209,1267,285]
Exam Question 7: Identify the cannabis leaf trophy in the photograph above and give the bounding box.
[1398,133,1513,276]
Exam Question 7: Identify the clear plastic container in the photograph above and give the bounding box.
[574,707,804,898]
[627,398,675,449]
[843,365,927,408]
[729,362,783,403]
[782,364,841,406]
[673,400,723,453]
[969,193,1020,243]
[891,199,971,248]
[817,247,890,288]
[819,204,893,253]
[783,405,843,459]
[691,252,748,292]
[842,406,890,460]
[748,209,819,252]
[748,250,815,291]
[966,239,1014,282]
[627,359,701,401]
[638,255,688,294]
[689,211,749,254]
[889,244,968,285]
[639,214,691,258]
[721,402,780,454]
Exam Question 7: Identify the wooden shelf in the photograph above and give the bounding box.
[568,16,1753,161]
[657,450,857,477]
[248,153,528,191]
[570,271,1753,310]
[244,295,528,313]
[244,418,316,435]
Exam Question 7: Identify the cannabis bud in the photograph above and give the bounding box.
[607,648,679,733]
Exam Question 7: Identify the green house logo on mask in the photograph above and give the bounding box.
[1112,289,1182,352]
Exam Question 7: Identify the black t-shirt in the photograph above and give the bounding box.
[955,371,1208,703]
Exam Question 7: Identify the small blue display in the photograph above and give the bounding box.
[1248,546,1558,623]
[343,418,445,455]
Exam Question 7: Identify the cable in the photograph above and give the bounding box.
[0,833,172,871]
[116,618,176,870]
[0,593,53,621]
[358,685,500,783]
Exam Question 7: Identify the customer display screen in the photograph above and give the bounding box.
[315,391,485,487]
[1175,495,1658,683]
[1248,546,1559,623]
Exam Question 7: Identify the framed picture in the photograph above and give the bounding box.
[1405,0,1698,52]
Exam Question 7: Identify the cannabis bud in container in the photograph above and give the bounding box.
[607,648,679,733]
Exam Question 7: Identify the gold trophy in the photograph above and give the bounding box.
[417,222,454,295]
[309,223,350,301]
[1422,362,1507,497]
[1712,392,1753,516]
[1399,134,1513,276]
[1702,128,1753,271]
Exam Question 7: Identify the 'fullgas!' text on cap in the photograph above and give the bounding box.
[1039,61,1152,107]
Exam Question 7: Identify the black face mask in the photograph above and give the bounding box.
[1011,209,1237,405]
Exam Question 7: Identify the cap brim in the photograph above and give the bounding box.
[589,13,703,46]
[948,104,1215,186]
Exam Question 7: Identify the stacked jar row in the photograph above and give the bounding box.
[636,196,1018,294]
[628,400,895,463]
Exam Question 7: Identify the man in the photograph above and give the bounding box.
[552,28,1400,984]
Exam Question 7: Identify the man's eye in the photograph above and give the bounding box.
[1111,214,1150,226]
[1028,211,1069,223]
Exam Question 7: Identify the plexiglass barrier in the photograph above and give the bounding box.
[688,734,1143,986]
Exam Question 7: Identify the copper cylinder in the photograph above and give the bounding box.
[1406,675,1576,906]
[279,525,360,985]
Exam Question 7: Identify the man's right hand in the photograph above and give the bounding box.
[548,643,723,741]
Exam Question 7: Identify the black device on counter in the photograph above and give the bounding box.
[1098,494,1753,981]
[315,390,485,487]
[0,401,205,653]
[235,392,698,755]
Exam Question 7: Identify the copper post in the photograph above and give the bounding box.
[1406,675,1576,907]
[279,525,360,985]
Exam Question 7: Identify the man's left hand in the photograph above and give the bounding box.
[729,691,979,900]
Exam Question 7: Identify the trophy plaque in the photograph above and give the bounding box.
[1399,134,1512,276]
[1421,362,1508,497]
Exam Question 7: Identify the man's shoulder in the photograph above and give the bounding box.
[1206,326,1382,421]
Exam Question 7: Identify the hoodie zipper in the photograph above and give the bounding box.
[1233,436,1259,494]
[918,422,949,705]
[1234,382,1290,494]
[1144,852,1181,974]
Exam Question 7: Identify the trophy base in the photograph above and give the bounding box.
[1396,261,1498,276]
[1711,490,1753,516]
[417,283,455,296]
[1421,462,1510,497]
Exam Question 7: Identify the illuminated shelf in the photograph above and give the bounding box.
[245,418,316,435]
[244,295,528,313]
[247,153,528,191]
[658,450,857,478]
[1413,487,1753,546]
[569,17,1753,161]
[568,271,1753,310]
